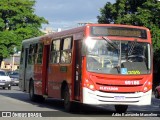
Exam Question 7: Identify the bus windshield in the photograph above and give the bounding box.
[86,38,151,75]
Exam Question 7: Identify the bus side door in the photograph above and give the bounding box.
[19,47,28,91]
[74,40,82,100]
[42,45,50,95]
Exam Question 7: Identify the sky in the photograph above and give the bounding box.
[34,0,115,30]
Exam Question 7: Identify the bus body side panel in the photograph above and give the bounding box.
[48,64,60,98]
[47,64,73,99]
[34,64,43,95]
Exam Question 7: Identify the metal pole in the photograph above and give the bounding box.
[12,55,14,71]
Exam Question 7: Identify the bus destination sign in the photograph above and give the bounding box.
[90,26,147,39]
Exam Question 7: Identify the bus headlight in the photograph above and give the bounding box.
[84,79,96,91]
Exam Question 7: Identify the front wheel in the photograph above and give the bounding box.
[64,86,74,112]
[155,90,160,99]
[115,105,128,113]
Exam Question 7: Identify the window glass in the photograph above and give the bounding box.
[52,40,60,51]
[0,71,6,76]
[86,38,151,75]
[51,51,60,63]
[60,37,72,64]
[50,39,61,64]
[61,51,72,63]
[20,46,24,64]
[63,38,72,50]
[35,43,43,64]
[28,44,36,64]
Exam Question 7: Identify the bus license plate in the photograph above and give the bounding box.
[114,96,125,101]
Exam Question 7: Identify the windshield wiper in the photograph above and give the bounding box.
[102,36,121,73]
[102,36,119,50]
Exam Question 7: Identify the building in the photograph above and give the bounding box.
[0,53,20,71]
[41,27,55,34]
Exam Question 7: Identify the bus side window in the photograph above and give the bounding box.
[50,39,60,64]
[35,43,43,64]
[60,37,72,64]
[28,44,34,65]
[20,46,24,64]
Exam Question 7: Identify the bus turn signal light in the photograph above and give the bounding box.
[143,81,152,93]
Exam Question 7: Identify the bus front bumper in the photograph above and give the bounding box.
[82,87,152,106]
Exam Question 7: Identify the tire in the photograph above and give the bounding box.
[155,90,160,99]
[2,87,5,90]
[64,86,74,112]
[8,86,11,90]
[115,105,128,113]
[29,80,45,102]
[29,80,38,101]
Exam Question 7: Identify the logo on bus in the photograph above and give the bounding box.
[99,86,118,91]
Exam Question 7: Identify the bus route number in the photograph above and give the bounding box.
[125,80,140,85]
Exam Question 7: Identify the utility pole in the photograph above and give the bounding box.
[12,54,15,71]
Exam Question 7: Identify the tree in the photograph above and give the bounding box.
[97,0,160,60]
[0,0,48,64]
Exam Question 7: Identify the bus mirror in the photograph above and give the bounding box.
[81,41,87,56]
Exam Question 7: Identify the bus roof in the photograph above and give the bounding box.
[21,24,150,46]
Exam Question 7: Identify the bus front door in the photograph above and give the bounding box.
[74,40,82,100]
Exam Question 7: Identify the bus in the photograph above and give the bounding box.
[19,24,152,112]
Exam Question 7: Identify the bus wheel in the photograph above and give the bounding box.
[64,86,74,112]
[155,90,160,99]
[8,86,11,90]
[29,81,37,102]
[115,105,128,113]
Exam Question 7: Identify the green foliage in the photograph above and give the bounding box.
[0,0,48,62]
[0,31,17,57]
[97,0,160,60]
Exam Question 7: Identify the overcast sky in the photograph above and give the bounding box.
[34,0,115,30]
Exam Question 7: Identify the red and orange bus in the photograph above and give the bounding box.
[19,24,152,112]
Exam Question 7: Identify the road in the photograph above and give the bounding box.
[0,86,159,120]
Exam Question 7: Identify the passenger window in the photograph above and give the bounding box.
[35,43,43,64]
[63,37,72,50]
[28,44,36,64]
[50,39,60,63]
[60,37,72,64]
[20,46,24,64]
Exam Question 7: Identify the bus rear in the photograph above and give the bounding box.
[81,24,152,112]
